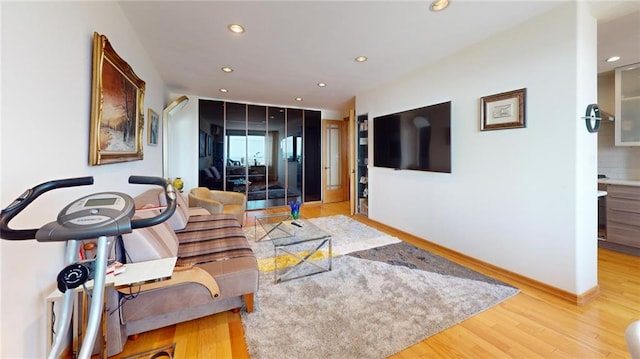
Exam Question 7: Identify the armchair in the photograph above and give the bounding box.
[189,187,247,226]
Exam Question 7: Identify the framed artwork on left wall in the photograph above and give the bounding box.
[89,32,146,165]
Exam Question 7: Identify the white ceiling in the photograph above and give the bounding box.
[598,8,640,73]
[119,1,640,112]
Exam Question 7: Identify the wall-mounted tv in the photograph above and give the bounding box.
[373,101,451,173]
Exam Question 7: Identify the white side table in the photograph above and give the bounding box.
[45,257,177,358]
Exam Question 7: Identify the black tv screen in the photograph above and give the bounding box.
[373,101,451,173]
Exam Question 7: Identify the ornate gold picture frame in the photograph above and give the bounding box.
[480,88,526,131]
[89,32,145,165]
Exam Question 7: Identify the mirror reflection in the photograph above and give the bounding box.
[198,99,316,210]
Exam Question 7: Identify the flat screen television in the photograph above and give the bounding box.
[373,101,451,173]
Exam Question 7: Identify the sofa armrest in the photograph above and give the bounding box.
[210,191,246,206]
[116,265,220,300]
[133,189,163,209]
[188,207,212,216]
[189,194,224,214]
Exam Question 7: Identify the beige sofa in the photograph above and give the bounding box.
[188,187,247,226]
[104,189,258,356]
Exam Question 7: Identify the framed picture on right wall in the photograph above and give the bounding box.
[480,88,526,131]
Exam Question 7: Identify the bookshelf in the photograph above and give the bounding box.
[357,114,369,216]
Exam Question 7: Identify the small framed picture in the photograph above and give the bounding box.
[147,108,159,145]
[480,88,526,131]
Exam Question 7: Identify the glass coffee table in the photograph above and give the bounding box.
[255,212,332,283]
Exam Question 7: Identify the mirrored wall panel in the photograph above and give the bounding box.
[286,108,303,205]
[225,102,249,193]
[198,100,224,190]
[198,99,321,210]
[304,110,322,202]
[246,105,268,205]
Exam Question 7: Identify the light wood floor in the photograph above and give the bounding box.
[109,201,640,358]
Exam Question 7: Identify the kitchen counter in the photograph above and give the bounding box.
[598,178,640,187]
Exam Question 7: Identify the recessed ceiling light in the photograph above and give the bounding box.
[317,82,327,87]
[430,0,449,12]
[606,56,621,62]
[355,56,368,63]
[228,24,245,34]
[219,88,228,93]
[295,97,303,101]
[221,67,233,73]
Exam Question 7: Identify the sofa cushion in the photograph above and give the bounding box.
[176,222,253,265]
[177,213,240,234]
[133,189,163,210]
[203,166,222,180]
[210,166,221,180]
[157,190,190,231]
[122,211,180,261]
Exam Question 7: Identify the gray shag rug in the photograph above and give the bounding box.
[241,217,519,359]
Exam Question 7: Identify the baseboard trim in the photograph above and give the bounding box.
[576,285,600,305]
[355,215,599,306]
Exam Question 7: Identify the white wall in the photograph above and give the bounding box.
[166,95,199,190]
[1,2,165,357]
[357,3,599,295]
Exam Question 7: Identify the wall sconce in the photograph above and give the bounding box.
[582,104,601,133]
[430,0,449,11]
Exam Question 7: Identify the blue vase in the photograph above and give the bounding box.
[289,201,301,220]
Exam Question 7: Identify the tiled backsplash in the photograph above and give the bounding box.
[598,121,640,180]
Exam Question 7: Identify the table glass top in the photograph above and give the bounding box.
[256,212,329,247]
